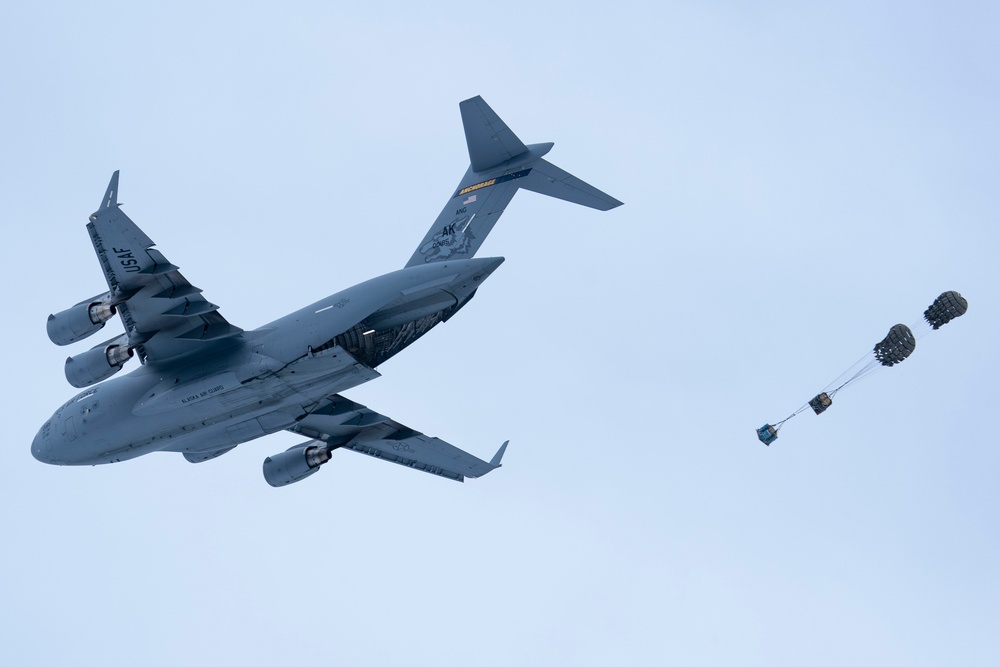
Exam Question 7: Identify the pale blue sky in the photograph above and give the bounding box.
[2,2,998,665]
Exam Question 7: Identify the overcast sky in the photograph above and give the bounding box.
[2,2,998,665]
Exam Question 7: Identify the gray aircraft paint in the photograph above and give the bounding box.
[33,96,621,487]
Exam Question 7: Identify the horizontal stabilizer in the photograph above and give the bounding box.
[461,96,528,172]
[519,158,623,211]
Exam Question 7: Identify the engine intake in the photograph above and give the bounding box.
[64,334,133,388]
[262,444,333,487]
[47,292,117,345]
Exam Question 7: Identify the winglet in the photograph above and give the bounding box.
[489,440,509,467]
[96,170,120,214]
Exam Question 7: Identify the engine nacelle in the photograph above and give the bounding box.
[262,444,333,487]
[64,334,134,388]
[47,293,117,345]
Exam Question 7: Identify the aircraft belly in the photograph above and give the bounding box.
[160,408,300,453]
[153,350,378,453]
[275,346,381,400]
[133,371,242,416]
[40,343,381,463]
[71,352,381,463]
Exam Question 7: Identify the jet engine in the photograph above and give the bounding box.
[262,444,333,487]
[64,334,134,388]
[47,293,117,345]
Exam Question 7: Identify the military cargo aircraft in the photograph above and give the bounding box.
[33,96,622,487]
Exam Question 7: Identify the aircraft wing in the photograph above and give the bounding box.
[288,395,507,482]
[87,171,242,365]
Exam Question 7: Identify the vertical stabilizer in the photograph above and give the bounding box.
[405,97,621,268]
[461,97,529,171]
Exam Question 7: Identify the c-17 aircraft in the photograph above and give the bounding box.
[32,96,622,487]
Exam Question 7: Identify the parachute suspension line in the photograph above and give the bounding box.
[760,402,813,444]
[774,405,809,429]
[822,350,878,395]
[910,318,936,341]
[829,358,881,397]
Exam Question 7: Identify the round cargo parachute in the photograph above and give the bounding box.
[873,324,916,367]
[924,291,968,330]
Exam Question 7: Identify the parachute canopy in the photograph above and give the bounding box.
[924,291,968,330]
[873,324,916,367]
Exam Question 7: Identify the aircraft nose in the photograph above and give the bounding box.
[31,425,55,464]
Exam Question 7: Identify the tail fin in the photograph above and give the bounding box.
[404,96,622,267]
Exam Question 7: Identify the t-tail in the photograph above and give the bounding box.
[404,96,622,267]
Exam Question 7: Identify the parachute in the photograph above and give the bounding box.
[873,324,916,367]
[757,291,967,446]
[924,290,968,330]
